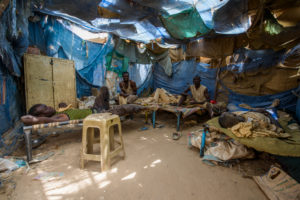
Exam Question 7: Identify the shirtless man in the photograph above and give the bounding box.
[118,72,138,105]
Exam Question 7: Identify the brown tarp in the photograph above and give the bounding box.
[169,35,248,61]
[220,66,299,95]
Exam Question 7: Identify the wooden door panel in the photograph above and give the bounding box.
[24,54,54,112]
[52,58,76,109]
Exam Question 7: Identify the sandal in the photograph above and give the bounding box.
[172,132,181,140]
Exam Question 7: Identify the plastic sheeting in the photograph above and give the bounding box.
[29,15,111,97]
[91,17,171,44]
[33,0,251,43]
[161,7,211,39]
[126,63,153,95]
[33,8,169,44]
[225,48,285,73]
[29,15,153,97]
[0,69,23,135]
[29,15,111,87]
[37,0,99,21]
[0,0,28,137]
[101,0,250,35]
[226,87,298,112]
[0,0,29,77]
[98,0,251,39]
[153,61,217,98]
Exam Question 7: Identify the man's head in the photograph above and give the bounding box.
[218,112,245,128]
[28,104,56,117]
[193,75,201,87]
[58,102,68,108]
[122,72,129,82]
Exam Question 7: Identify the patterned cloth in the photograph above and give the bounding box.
[25,119,83,131]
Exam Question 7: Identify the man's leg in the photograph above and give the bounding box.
[205,102,214,118]
[178,95,187,106]
[127,95,138,104]
[119,95,127,105]
[109,104,145,116]
[153,88,161,103]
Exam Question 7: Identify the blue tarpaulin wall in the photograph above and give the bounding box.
[0,0,28,134]
[0,68,23,135]
[29,15,112,97]
[0,0,29,155]
[226,87,298,113]
[153,61,217,98]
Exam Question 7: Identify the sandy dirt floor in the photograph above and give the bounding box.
[2,113,269,200]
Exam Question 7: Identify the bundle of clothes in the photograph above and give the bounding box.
[188,127,255,164]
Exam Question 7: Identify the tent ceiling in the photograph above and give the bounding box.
[34,0,99,21]
[32,0,300,45]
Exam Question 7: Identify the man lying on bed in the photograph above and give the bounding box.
[217,99,290,138]
[21,86,144,126]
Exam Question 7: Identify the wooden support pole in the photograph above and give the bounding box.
[213,58,224,101]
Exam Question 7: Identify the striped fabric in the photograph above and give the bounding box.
[24,119,83,131]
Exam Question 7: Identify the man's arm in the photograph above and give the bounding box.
[119,82,128,97]
[131,81,137,95]
[204,88,210,102]
[21,114,69,126]
[182,87,190,96]
[178,87,190,106]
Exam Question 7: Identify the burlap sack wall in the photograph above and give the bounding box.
[220,66,299,95]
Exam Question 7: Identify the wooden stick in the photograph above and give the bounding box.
[213,58,224,101]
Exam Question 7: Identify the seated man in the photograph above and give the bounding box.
[178,75,209,106]
[21,86,144,125]
[177,75,217,117]
[118,72,138,105]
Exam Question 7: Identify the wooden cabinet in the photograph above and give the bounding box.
[24,54,76,111]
